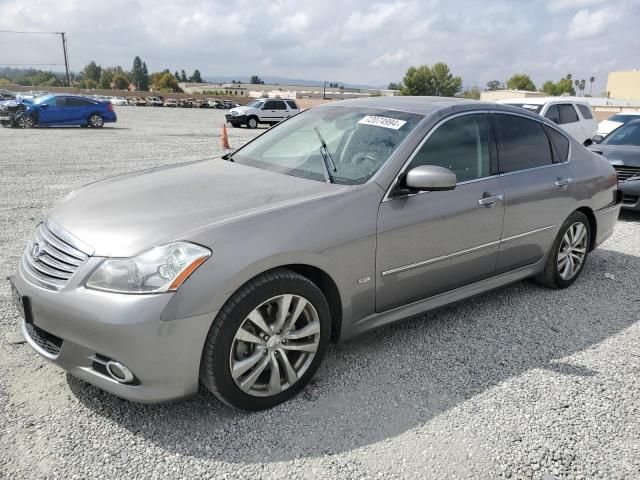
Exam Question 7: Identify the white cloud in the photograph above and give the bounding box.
[370,49,409,67]
[344,2,405,33]
[568,7,618,39]
[547,0,601,12]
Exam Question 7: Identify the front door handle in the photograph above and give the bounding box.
[478,194,503,206]
[555,178,572,188]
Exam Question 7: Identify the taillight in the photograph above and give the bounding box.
[107,103,114,112]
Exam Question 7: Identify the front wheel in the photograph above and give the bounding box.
[88,114,104,128]
[246,116,258,129]
[200,269,331,410]
[16,114,35,129]
[535,211,590,289]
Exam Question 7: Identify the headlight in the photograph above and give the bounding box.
[231,110,239,116]
[86,242,211,294]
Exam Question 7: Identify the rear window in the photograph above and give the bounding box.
[608,114,640,124]
[285,100,298,110]
[495,114,553,173]
[559,104,579,124]
[576,104,593,119]
[545,126,570,163]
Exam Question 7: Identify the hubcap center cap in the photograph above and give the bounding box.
[266,335,282,350]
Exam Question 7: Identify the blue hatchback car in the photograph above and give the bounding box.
[14,94,117,128]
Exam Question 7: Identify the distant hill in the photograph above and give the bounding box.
[203,75,378,89]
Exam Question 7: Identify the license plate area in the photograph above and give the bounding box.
[9,279,34,324]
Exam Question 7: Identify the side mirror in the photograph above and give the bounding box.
[404,165,456,192]
[591,134,604,144]
[40,104,48,109]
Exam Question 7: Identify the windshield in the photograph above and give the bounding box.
[603,122,640,146]
[504,103,543,114]
[245,100,265,108]
[232,106,423,185]
[34,95,54,105]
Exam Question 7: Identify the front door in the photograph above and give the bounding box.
[37,97,66,124]
[376,113,505,311]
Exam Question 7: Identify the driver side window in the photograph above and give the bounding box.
[408,114,491,183]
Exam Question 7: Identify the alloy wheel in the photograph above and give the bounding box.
[557,222,588,280]
[18,115,34,128]
[229,294,321,397]
[248,118,257,129]
[89,115,104,128]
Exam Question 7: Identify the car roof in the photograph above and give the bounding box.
[320,96,500,116]
[496,96,591,106]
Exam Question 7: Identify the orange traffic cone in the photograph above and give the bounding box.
[221,123,231,153]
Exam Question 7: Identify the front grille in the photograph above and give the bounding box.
[613,165,640,182]
[24,323,63,357]
[22,222,91,289]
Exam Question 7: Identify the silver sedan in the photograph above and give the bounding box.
[10,97,621,410]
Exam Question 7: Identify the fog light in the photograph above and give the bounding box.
[105,360,134,383]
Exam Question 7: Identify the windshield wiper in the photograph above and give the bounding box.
[221,151,234,162]
[314,127,337,184]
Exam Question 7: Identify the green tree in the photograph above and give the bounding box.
[130,56,149,91]
[400,62,462,97]
[82,61,102,83]
[174,70,180,81]
[112,73,129,90]
[506,73,536,91]
[486,80,502,91]
[31,71,61,86]
[180,70,188,82]
[84,79,97,89]
[99,68,114,89]
[589,76,595,95]
[541,80,557,95]
[152,72,182,92]
[250,75,264,84]
[387,82,402,90]
[460,86,481,100]
[190,69,203,83]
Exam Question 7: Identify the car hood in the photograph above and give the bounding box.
[49,159,345,256]
[229,106,254,115]
[596,120,622,135]
[589,144,640,168]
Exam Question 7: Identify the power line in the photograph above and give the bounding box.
[0,30,63,35]
[0,63,66,66]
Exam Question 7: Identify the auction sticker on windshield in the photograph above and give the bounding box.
[358,115,407,130]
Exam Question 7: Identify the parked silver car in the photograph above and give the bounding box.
[10,97,621,410]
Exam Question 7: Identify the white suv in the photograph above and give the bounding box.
[226,98,300,129]
[497,97,597,145]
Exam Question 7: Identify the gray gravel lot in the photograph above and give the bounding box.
[1,107,639,480]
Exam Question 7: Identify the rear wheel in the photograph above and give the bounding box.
[246,116,258,129]
[200,269,331,410]
[535,211,590,289]
[88,114,104,128]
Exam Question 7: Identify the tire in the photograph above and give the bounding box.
[246,116,258,129]
[16,114,35,129]
[200,268,331,410]
[88,114,104,128]
[535,211,590,289]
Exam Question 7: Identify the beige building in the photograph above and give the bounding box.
[606,70,640,100]
[479,89,546,102]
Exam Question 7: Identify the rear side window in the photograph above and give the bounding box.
[545,105,560,124]
[66,97,93,107]
[495,114,553,173]
[545,126,570,163]
[409,114,491,183]
[576,104,594,119]
[558,104,579,124]
[264,100,287,110]
[285,100,298,110]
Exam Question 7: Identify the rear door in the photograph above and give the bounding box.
[261,100,288,122]
[376,112,505,311]
[492,112,574,273]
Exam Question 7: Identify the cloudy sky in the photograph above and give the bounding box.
[1,0,638,92]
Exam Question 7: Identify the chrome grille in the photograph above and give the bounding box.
[22,222,91,289]
[613,165,640,182]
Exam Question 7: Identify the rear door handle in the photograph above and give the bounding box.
[478,194,503,206]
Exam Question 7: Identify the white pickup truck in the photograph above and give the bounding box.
[225,98,300,129]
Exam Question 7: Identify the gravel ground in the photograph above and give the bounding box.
[1,107,639,480]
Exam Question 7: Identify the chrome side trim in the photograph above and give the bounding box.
[595,202,622,214]
[500,225,556,243]
[381,239,501,276]
[381,225,556,277]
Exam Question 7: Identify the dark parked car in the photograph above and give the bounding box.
[3,94,117,128]
[590,119,640,210]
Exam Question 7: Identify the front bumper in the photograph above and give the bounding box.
[10,260,214,403]
[225,114,246,124]
[619,180,640,211]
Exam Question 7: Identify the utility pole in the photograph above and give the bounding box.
[60,32,71,86]
[323,81,326,100]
